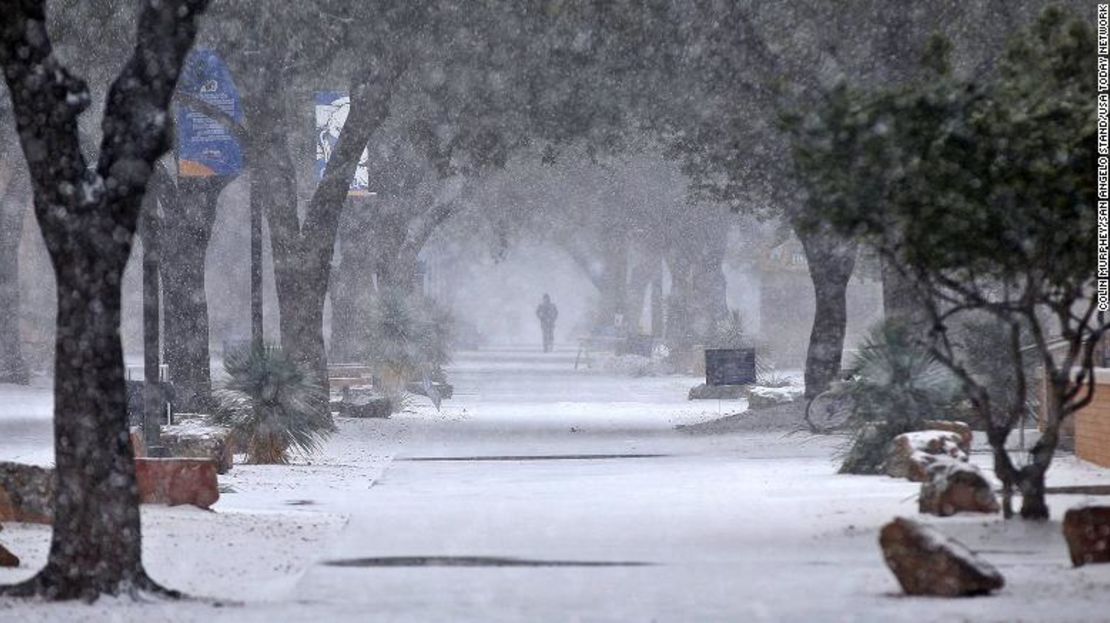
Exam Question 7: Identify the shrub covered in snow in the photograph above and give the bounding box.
[828,320,961,474]
[212,345,334,464]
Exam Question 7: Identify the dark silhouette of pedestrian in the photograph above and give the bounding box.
[536,293,558,353]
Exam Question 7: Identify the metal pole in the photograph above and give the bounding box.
[141,193,167,456]
[250,183,263,350]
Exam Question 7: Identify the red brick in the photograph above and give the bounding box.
[134,458,219,509]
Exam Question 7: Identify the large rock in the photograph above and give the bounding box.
[160,420,234,474]
[880,517,1005,597]
[919,460,1000,516]
[747,385,804,409]
[135,458,219,509]
[688,383,748,400]
[921,420,973,453]
[885,430,968,482]
[335,392,392,419]
[1062,505,1110,567]
[0,462,54,524]
[0,543,18,568]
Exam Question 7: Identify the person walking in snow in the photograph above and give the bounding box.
[536,293,558,353]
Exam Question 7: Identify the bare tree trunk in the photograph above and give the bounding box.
[373,210,419,293]
[0,0,208,599]
[0,178,28,384]
[689,231,730,339]
[881,255,931,338]
[650,272,664,337]
[275,267,330,387]
[664,251,694,350]
[330,205,378,361]
[241,57,405,390]
[796,222,857,399]
[160,177,225,412]
[1016,384,1062,520]
[597,232,628,328]
[35,259,146,599]
[624,253,659,334]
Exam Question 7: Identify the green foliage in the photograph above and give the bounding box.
[831,321,960,474]
[705,309,749,349]
[786,7,1095,291]
[786,6,1100,516]
[361,288,455,381]
[836,321,960,429]
[212,345,334,465]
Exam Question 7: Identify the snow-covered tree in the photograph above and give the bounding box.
[0,0,208,599]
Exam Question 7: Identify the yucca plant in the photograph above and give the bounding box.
[362,288,454,402]
[827,320,960,474]
[212,345,335,464]
[706,309,749,349]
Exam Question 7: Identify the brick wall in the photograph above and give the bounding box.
[1077,378,1110,468]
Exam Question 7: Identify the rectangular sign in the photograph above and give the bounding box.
[177,49,243,178]
[315,91,372,197]
[705,348,756,386]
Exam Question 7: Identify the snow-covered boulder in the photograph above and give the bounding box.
[335,392,392,419]
[918,460,999,516]
[884,430,968,482]
[0,462,54,524]
[747,385,804,409]
[880,517,1004,596]
[688,383,748,400]
[161,419,235,474]
[1062,505,1110,567]
[921,420,973,452]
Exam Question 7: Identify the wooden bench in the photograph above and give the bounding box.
[328,364,375,395]
[574,336,625,370]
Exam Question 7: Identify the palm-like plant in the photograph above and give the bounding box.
[362,288,454,398]
[212,345,335,464]
[825,321,960,474]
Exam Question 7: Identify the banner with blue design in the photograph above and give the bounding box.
[315,91,372,197]
[177,50,243,178]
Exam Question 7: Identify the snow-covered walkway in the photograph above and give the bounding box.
[2,347,1110,621]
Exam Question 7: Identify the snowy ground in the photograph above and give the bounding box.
[1,346,1110,621]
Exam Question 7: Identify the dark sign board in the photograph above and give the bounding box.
[705,348,756,386]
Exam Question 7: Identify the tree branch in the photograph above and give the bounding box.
[96,0,210,230]
[0,0,92,233]
[302,55,408,269]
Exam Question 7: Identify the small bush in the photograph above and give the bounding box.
[706,309,750,349]
[362,288,455,391]
[212,345,335,464]
[829,320,960,474]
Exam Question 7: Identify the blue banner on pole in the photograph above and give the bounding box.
[315,91,372,197]
[177,50,243,178]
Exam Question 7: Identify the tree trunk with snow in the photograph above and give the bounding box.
[330,205,378,361]
[623,253,659,334]
[0,176,28,384]
[0,0,208,599]
[796,221,857,399]
[160,176,225,412]
[242,59,404,389]
[881,253,930,335]
[596,232,628,328]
